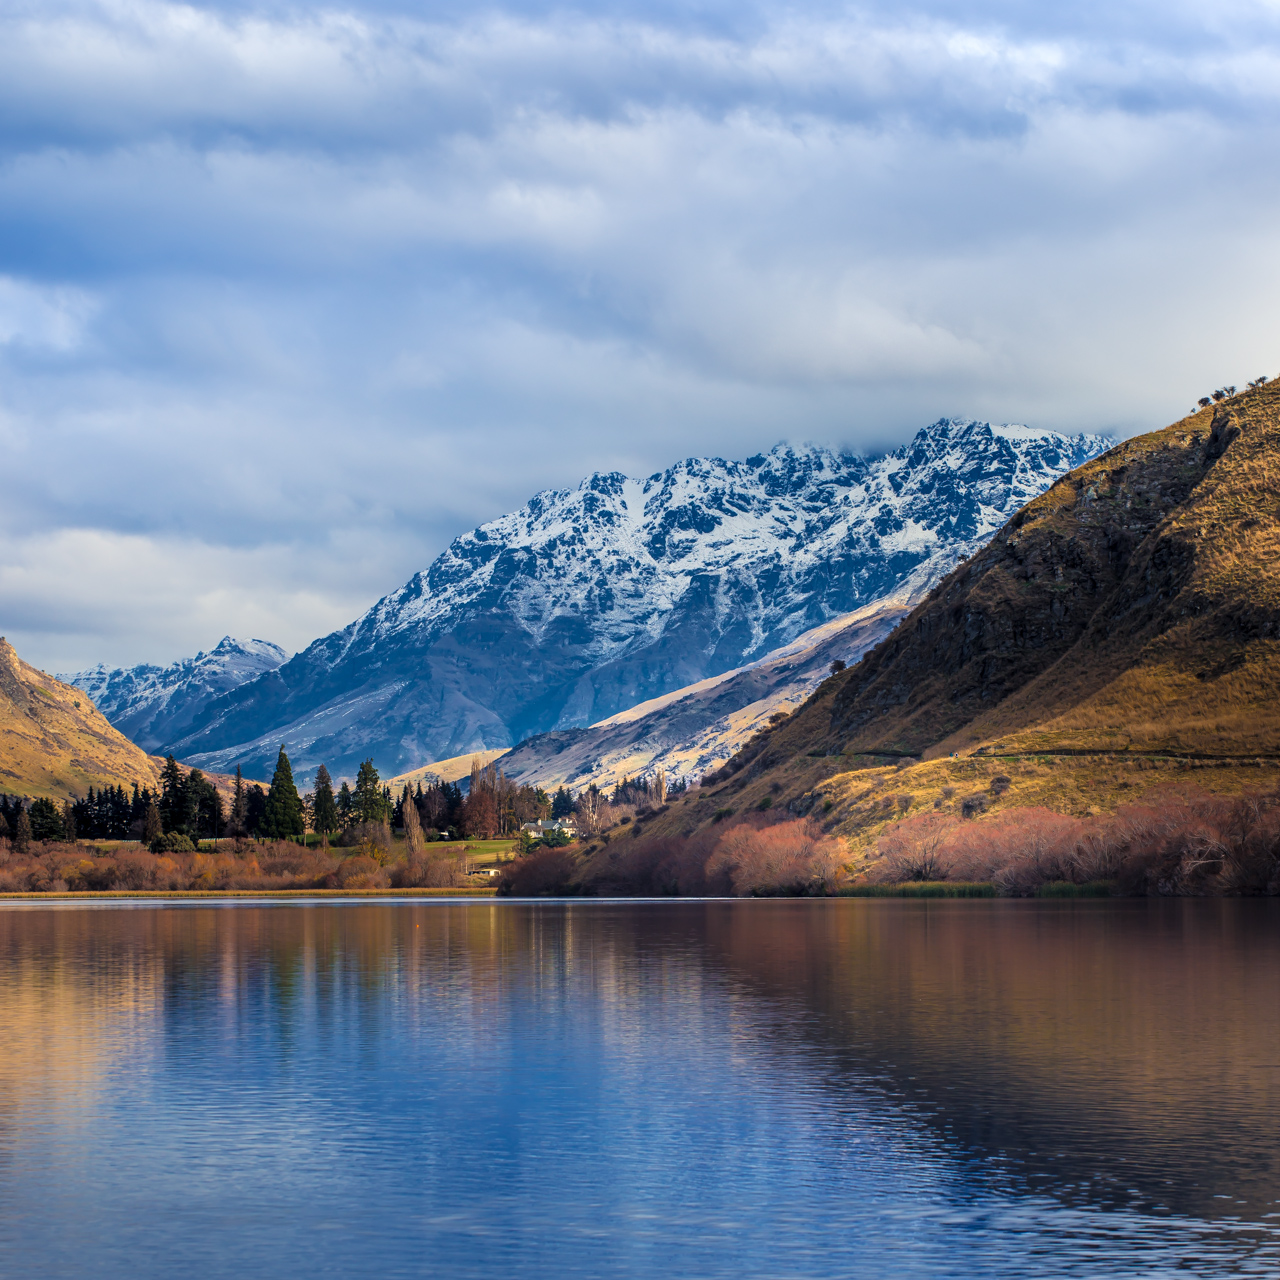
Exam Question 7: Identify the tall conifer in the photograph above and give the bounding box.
[230,766,247,836]
[263,746,304,838]
[313,764,338,835]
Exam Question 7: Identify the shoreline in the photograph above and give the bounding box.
[0,886,501,900]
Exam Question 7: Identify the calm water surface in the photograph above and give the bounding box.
[0,898,1277,1278]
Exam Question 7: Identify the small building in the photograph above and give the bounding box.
[520,818,577,836]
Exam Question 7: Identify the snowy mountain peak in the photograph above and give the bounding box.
[159,417,1111,781]
[62,637,288,753]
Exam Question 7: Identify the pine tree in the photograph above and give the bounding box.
[28,797,64,841]
[313,765,338,834]
[229,765,247,836]
[263,746,304,838]
[14,809,31,853]
[180,768,203,837]
[552,786,574,819]
[354,759,384,824]
[159,755,184,833]
[337,780,353,824]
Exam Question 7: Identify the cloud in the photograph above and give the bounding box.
[0,277,96,349]
[3,0,1280,669]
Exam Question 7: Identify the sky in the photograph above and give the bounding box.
[3,0,1280,673]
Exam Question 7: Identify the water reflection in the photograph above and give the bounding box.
[0,899,1276,1278]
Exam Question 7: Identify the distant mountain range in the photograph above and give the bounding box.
[63,637,287,753]
[69,420,1109,783]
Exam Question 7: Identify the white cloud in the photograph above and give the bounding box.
[0,277,96,350]
[2,0,1280,669]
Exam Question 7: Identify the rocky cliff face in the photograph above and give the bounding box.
[62,637,287,753]
[155,420,1107,781]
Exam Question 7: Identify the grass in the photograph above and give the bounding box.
[837,882,997,898]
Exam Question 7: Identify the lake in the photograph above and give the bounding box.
[0,898,1277,1278]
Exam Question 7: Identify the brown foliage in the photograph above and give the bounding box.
[496,848,579,896]
[870,787,1280,895]
[575,813,847,897]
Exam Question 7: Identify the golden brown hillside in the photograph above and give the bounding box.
[0,637,163,800]
[645,381,1280,851]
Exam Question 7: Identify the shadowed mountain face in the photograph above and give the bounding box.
[159,422,1106,782]
[678,383,1280,837]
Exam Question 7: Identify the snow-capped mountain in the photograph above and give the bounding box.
[162,419,1109,783]
[62,636,288,753]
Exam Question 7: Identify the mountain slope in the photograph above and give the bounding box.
[0,638,163,801]
[62,637,287,753]
[492,596,911,794]
[668,382,1280,844]
[168,421,1108,782]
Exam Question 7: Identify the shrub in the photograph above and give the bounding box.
[704,818,847,896]
[150,832,195,854]
[496,848,578,897]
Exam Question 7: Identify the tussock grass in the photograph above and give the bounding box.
[838,881,996,898]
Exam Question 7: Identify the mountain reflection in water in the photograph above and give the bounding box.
[0,899,1276,1279]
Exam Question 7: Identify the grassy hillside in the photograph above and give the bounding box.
[642,381,1280,858]
[0,637,163,800]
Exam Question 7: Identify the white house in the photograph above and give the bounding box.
[519,818,577,836]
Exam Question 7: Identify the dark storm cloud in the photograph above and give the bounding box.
[3,0,1280,669]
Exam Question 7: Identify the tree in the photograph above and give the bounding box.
[61,799,77,843]
[263,746,304,838]
[144,799,163,847]
[829,659,846,676]
[337,781,353,823]
[229,766,247,836]
[28,797,65,842]
[551,787,574,819]
[245,785,267,836]
[313,765,338,834]
[159,755,185,833]
[402,785,425,860]
[14,809,31,854]
[354,759,386,824]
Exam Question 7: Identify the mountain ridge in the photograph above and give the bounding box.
[62,636,287,754]
[87,420,1110,783]
[650,383,1280,855]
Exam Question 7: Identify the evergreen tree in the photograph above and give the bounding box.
[263,746,304,838]
[229,766,247,836]
[551,786,574,819]
[354,759,385,824]
[61,799,76,843]
[28,797,64,841]
[313,765,338,834]
[179,768,203,836]
[245,785,268,837]
[336,780,353,823]
[14,808,31,853]
[159,755,184,833]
